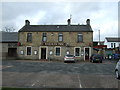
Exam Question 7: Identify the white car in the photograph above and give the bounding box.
[115,60,120,79]
[64,55,75,63]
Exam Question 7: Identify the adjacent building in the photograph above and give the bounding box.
[0,32,18,59]
[104,37,120,49]
[104,37,120,55]
[17,19,93,61]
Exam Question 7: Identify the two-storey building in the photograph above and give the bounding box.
[17,19,93,61]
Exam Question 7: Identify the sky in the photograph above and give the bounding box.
[1,0,119,41]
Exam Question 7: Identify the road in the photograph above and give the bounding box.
[2,60,120,89]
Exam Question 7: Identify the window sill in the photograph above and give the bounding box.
[77,41,84,43]
[27,42,32,43]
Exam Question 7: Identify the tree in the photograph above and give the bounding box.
[2,26,16,32]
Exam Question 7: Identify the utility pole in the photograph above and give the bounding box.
[98,30,100,45]
[70,14,72,20]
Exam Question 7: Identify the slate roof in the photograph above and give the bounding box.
[106,37,120,42]
[0,32,18,43]
[19,25,93,32]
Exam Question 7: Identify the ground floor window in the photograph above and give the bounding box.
[55,47,61,56]
[26,46,32,55]
[74,47,81,57]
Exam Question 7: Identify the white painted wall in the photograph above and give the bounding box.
[104,39,119,48]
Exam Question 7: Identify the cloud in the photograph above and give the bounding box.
[1,2,118,41]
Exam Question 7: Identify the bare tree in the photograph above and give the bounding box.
[2,26,16,32]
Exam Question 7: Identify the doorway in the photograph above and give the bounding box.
[85,48,90,60]
[41,48,47,59]
[8,48,17,57]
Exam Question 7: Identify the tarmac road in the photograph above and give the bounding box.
[2,60,120,89]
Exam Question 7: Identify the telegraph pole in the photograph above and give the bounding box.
[99,30,100,45]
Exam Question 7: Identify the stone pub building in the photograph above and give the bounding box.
[17,18,93,61]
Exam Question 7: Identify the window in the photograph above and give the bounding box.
[27,33,32,42]
[42,33,47,42]
[27,47,32,55]
[78,34,83,42]
[114,43,116,48]
[111,43,113,48]
[74,47,81,57]
[55,47,61,56]
[58,33,63,42]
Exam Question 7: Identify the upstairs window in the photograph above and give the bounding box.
[58,33,63,42]
[78,34,83,42]
[27,33,32,42]
[42,33,47,42]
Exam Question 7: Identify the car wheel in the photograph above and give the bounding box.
[100,61,102,63]
[115,70,120,79]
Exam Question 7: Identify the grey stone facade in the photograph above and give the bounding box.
[17,19,93,61]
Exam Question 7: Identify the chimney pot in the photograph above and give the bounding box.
[25,20,30,25]
[67,19,71,26]
[86,19,90,25]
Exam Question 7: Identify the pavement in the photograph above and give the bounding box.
[1,59,120,89]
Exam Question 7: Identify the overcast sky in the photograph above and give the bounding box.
[1,1,118,41]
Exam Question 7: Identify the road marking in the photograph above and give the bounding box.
[78,75,82,88]
[31,80,39,87]
[31,83,35,86]
[1,65,13,70]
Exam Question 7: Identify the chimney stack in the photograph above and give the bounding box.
[86,19,90,25]
[25,20,30,25]
[67,19,71,26]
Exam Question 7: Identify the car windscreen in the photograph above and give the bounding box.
[94,55,102,58]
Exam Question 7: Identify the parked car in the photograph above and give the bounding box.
[90,54,95,62]
[113,54,120,60]
[64,54,75,63]
[90,54,103,63]
[115,60,120,79]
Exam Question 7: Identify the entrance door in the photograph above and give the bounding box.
[85,48,90,60]
[41,48,46,59]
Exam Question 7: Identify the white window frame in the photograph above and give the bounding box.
[74,47,81,57]
[55,46,61,56]
[26,46,32,56]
